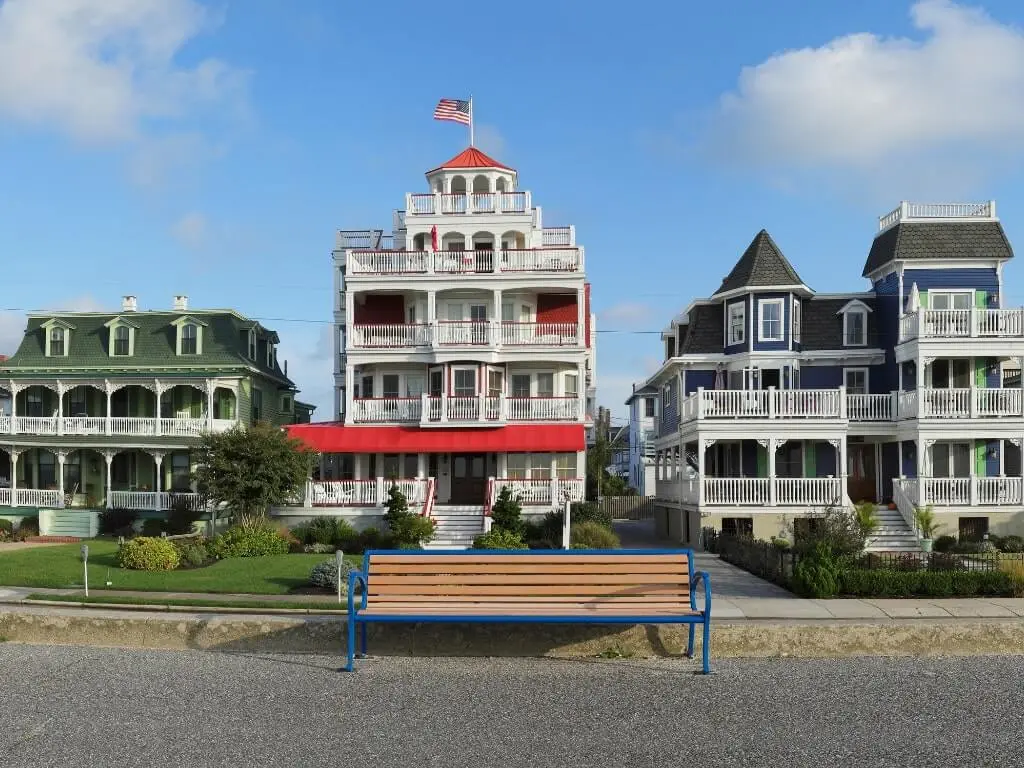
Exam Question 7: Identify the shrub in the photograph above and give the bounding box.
[306,517,338,546]
[770,537,792,550]
[165,497,205,536]
[473,528,528,549]
[14,516,39,541]
[791,543,841,598]
[570,521,621,549]
[118,537,180,571]
[99,508,140,536]
[927,553,965,572]
[0,519,12,541]
[289,522,312,545]
[358,527,395,551]
[174,539,210,568]
[303,543,335,554]
[933,534,957,553]
[141,519,165,537]
[383,485,435,548]
[570,501,613,529]
[998,535,1024,554]
[490,486,524,534]
[309,558,355,590]
[208,522,290,559]
[839,569,1014,598]
[333,519,360,552]
[853,500,879,539]
[788,506,866,558]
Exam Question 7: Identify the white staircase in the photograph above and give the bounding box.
[38,509,99,538]
[864,506,921,552]
[425,506,485,549]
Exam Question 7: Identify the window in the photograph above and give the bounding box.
[537,373,554,398]
[382,375,400,398]
[727,302,745,345]
[721,518,753,537]
[403,454,418,479]
[793,300,801,343]
[382,454,401,479]
[958,516,990,543]
[507,454,528,479]
[248,330,256,359]
[488,370,504,398]
[758,299,784,342]
[267,343,275,368]
[644,398,655,418]
[511,374,531,397]
[844,368,868,395]
[171,453,191,491]
[48,327,66,357]
[181,324,198,355]
[453,369,476,397]
[930,291,973,310]
[360,376,374,399]
[843,311,866,346]
[564,373,579,399]
[531,453,552,479]
[555,453,576,479]
[406,375,425,398]
[68,388,87,417]
[26,390,43,417]
[252,389,263,422]
[281,396,292,412]
[113,326,130,356]
[428,369,443,397]
[38,451,56,489]
[776,442,803,478]
[933,442,971,478]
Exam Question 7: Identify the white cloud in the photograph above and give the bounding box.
[600,302,654,328]
[0,295,110,356]
[702,0,1024,195]
[172,211,208,249]
[0,0,248,182]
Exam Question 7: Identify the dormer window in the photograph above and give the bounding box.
[837,300,872,347]
[266,343,275,368]
[113,326,130,356]
[49,327,66,356]
[181,324,198,354]
[248,329,256,359]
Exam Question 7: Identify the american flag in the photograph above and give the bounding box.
[433,98,471,125]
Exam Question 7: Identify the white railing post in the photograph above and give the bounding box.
[918,310,925,338]
[478,393,486,421]
[562,498,571,550]
[970,387,978,418]
[375,477,385,507]
[970,476,978,506]
[768,387,776,418]
[838,385,847,419]
[303,480,312,509]
[696,387,704,419]
[970,307,978,337]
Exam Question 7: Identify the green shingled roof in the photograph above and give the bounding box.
[0,310,295,386]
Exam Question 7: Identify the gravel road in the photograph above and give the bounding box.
[1,644,1022,767]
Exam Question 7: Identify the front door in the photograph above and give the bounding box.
[847,443,877,503]
[451,453,487,504]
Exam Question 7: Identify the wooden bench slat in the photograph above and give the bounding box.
[367,574,689,586]
[361,606,699,617]
[366,594,692,605]
[367,584,687,596]
[368,554,688,565]
[367,602,692,612]
[368,563,690,575]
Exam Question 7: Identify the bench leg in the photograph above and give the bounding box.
[359,621,368,658]
[701,619,711,675]
[344,617,356,672]
[686,624,695,658]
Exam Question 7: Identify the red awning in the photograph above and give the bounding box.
[285,424,585,454]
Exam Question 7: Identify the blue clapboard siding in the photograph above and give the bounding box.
[903,268,999,310]
[685,370,716,395]
[900,441,916,478]
[868,364,890,394]
[659,377,679,437]
[984,358,1001,388]
[800,365,842,389]
[815,442,837,477]
[751,293,791,352]
[900,361,916,391]
[873,272,900,393]
[984,440,1000,478]
[723,297,749,354]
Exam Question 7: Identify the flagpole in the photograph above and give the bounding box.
[469,95,474,147]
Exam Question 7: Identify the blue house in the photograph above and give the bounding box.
[646,201,1021,550]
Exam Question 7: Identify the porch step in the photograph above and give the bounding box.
[38,509,99,539]
[864,506,921,552]
[427,512,485,550]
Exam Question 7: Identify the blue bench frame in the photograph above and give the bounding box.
[345,548,712,673]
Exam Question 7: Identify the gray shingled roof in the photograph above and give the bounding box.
[714,230,805,295]
[863,221,1013,276]
[678,303,723,354]
[801,297,878,350]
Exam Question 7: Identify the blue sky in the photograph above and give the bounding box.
[2,0,1024,424]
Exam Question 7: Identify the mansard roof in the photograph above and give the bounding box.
[863,221,1013,277]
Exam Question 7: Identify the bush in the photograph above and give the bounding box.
[209,522,291,559]
[927,553,966,572]
[165,498,205,536]
[839,569,1015,598]
[770,537,792,550]
[933,534,957,553]
[0,519,12,541]
[490,486,524,534]
[788,506,865,558]
[473,528,528,549]
[570,501,613,529]
[174,539,210,568]
[303,543,335,554]
[333,519,360,552]
[309,558,355,590]
[358,527,395,551]
[383,485,435,548]
[99,508,140,536]
[570,521,621,549]
[14,516,39,541]
[791,543,841,598]
[306,517,338,546]
[141,519,165,537]
[998,535,1024,553]
[118,537,180,571]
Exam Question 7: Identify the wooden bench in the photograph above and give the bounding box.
[345,548,711,673]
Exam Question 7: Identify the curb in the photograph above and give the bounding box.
[3,606,1024,659]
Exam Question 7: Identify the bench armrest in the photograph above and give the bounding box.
[348,571,368,616]
[690,570,711,617]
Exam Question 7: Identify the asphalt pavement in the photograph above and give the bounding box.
[1,644,1022,767]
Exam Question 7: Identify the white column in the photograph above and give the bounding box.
[344,366,354,425]
[104,451,114,509]
[576,287,585,345]
[916,439,926,479]
[767,439,777,506]
[56,451,66,507]
[10,450,18,505]
[56,382,64,435]
[206,379,214,430]
[839,438,848,484]
[493,288,502,348]
[154,380,164,436]
[550,454,559,507]
[697,441,706,506]
[153,452,163,495]
[105,382,113,436]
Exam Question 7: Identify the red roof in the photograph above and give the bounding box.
[286,424,584,454]
[427,147,513,174]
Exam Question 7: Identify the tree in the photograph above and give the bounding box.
[490,486,523,534]
[383,484,435,548]
[192,422,315,526]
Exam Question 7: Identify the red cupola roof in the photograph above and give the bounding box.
[427,147,513,174]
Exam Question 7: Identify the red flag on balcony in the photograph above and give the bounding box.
[430,225,438,251]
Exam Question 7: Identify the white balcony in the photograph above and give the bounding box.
[680,388,844,423]
[302,478,430,508]
[350,398,423,424]
[500,322,579,347]
[897,388,1024,419]
[846,394,893,421]
[436,321,495,347]
[346,247,583,276]
[542,226,575,247]
[900,476,1023,507]
[658,476,844,508]
[505,397,579,421]
[2,416,240,437]
[350,395,581,425]
[350,324,433,348]
[423,395,503,425]
[107,491,205,511]
[349,322,581,351]
[490,477,585,507]
[405,191,531,216]
[899,308,1024,342]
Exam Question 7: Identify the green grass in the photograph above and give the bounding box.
[24,593,347,612]
[0,540,361,594]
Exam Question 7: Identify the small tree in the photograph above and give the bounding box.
[786,505,866,558]
[192,422,315,527]
[490,485,523,534]
[383,484,435,548]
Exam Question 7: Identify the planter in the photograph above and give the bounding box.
[920,538,934,553]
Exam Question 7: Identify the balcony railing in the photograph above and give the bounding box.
[346,321,581,349]
[436,321,494,346]
[346,247,584,276]
[505,397,579,421]
[349,395,582,425]
[679,387,844,422]
[2,416,239,437]
[658,477,844,508]
[108,491,205,511]
[898,388,1024,419]
[423,395,503,424]
[500,322,578,347]
[10,488,64,507]
[897,476,1022,507]
[350,398,423,424]
[846,394,892,421]
[405,191,531,216]
[899,308,1024,342]
[491,477,585,507]
[541,226,575,247]
[350,324,432,348]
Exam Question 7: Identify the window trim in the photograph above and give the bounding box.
[843,310,867,347]
[47,327,67,357]
[758,299,785,342]
[726,301,745,346]
[928,290,974,311]
[450,365,478,397]
[844,367,869,395]
[792,299,801,344]
[112,325,132,357]
[179,323,199,355]
[172,316,206,356]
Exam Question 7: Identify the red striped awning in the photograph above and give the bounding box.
[285,423,585,454]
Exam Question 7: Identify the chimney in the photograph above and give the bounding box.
[284,360,288,376]
[173,295,188,311]
[122,295,138,312]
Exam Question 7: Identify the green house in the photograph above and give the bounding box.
[0,295,311,517]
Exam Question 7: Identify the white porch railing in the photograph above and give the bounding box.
[15,417,58,434]
[435,321,493,346]
[108,491,206,511]
[898,388,1024,419]
[0,488,9,506]
[920,477,972,506]
[304,478,432,507]
[491,477,586,507]
[506,397,579,421]
[350,324,432,348]
[348,250,429,275]
[774,477,843,506]
[350,398,422,424]
[109,417,159,436]
[500,248,582,272]
[892,478,919,535]
[345,247,583,275]
[976,476,1024,505]
[680,387,843,422]
[703,478,770,505]
[419,395,509,424]
[62,417,107,435]
[14,489,63,507]
[406,191,531,216]
[432,250,494,273]
[500,322,579,347]
[846,394,892,421]
[542,226,575,246]
[4,416,240,437]
[161,418,207,437]
[899,308,1024,342]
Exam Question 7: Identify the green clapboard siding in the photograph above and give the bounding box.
[804,442,816,478]
[975,440,986,477]
[756,444,767,478]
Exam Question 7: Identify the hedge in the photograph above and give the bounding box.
[838,569,1021,598]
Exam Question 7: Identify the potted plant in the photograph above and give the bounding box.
[914,505,938,552]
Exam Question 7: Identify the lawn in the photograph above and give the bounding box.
[0,540,361,595]
[25,594,347,612]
